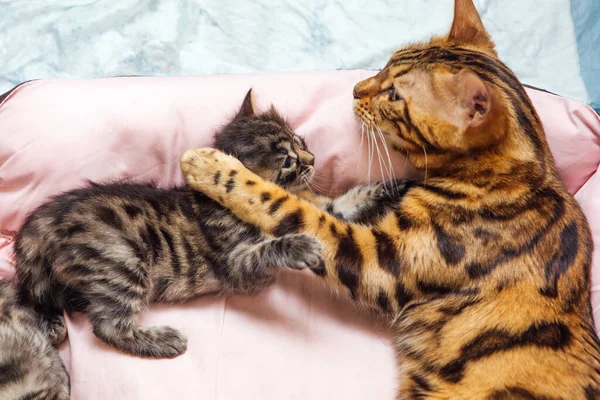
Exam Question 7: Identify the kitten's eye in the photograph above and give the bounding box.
[388,87,402,102]
[282,157,293,168]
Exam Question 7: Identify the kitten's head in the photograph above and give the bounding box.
[214,89,315,191]
[352,0,541,169]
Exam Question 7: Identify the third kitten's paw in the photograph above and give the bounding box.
[279,234,324,271]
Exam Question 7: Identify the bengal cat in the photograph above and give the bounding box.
[179,0,600,398]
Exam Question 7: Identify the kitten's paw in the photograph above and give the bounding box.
[180,148,244,189]
[150,326,188,358]
[279,233,324,271]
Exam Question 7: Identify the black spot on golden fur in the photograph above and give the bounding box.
[488,386,558,400]
[373,230,400,276]
[335,227,363,299]
[214,171,221,184]
[261,192,272,203]
[433,224,465,265]
[225,179,235,193]
[540,222,578,298]
[268,195,289,215]
[329,223,339,237]
[395,281,413,308]
[439,322,571,383]
[274,210,304,236]
[396,212,414,230]
[377,290,392,313]
[246,180,256,186]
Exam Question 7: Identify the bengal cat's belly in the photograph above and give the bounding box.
[393,287,600,399]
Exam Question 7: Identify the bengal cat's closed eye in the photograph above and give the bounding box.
[388,87,403,102]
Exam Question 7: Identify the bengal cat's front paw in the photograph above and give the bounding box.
[180,148,244,191]
[279,233,325,272]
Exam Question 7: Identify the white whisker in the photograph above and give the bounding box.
[422,145,428,184]
[357,122,365,170]
[375,125,397,193]
[371,126,388,193]
[366,124,374,185]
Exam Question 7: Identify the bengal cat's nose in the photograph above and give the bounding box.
[353,77,379,99]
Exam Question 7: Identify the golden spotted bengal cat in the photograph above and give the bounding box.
[180,0,600,398]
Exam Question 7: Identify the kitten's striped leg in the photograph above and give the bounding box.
[225,234,324,295]
[181,149,411,314]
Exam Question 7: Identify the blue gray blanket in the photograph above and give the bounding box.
[0,0,597,112]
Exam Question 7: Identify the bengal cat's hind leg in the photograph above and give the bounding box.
[225,233,324,295]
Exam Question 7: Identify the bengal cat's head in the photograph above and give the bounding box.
[353,0,548,175]
[214,89,315,191]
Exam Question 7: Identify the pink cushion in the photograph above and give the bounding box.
[1,72,599,399]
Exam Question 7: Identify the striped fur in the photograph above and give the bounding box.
[180,1,600,398]
[14,89,398,359]
[0,281,69,400]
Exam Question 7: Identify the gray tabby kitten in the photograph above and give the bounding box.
[0,280,69,400]
[14,89,406,359]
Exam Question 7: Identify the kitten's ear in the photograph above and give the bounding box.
[447,0,495,51]
[236,88,256,119]
[454,69,491,129]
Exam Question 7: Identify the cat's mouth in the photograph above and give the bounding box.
[287,166,315,192]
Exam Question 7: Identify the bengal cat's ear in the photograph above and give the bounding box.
[447,0,495,52]
[452,68,491,129]
[236,88,256,118]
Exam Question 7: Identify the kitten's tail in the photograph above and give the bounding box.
[14,251,68,346]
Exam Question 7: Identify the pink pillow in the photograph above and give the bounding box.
[1,72,599,399]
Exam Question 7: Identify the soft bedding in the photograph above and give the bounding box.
[0,0,598,113]
[1,70,600,399]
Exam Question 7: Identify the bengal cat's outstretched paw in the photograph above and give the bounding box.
[180,148,244,190]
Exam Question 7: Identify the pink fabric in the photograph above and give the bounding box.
[0,71,599,399]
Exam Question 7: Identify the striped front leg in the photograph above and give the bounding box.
[180,148,416,315]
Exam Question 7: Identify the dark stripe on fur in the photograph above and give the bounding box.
[335,227,363,299]
[439,322,571,383]
[273,210,304,236]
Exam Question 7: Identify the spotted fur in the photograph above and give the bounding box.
[14,89,399,359]
[0,280,69,400]
[180,1,600,398]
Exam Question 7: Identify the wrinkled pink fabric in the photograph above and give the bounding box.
[0,71,599,399]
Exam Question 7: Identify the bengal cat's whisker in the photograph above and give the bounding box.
[358,122,365,170]
[375,125,397,194]
[371,126,389,193]
[366,123,374,185]
[421,145,428,184]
